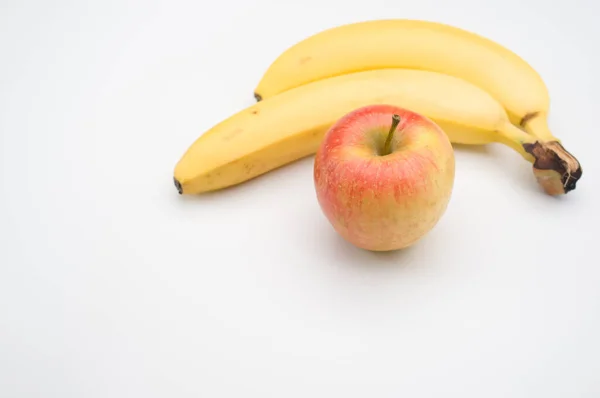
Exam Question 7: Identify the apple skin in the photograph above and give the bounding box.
[313,104,455,251]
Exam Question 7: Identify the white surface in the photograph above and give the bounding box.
[1,0,599,396]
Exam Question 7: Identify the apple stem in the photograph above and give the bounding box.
[383,114,401,156]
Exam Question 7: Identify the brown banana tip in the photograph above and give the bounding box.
[174,177,183,194]
[254,92,262,102]
[523,141,582,195]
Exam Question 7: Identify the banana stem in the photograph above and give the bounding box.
[497,122,582,195]
[383,114,401,156]
[523,141,582,195]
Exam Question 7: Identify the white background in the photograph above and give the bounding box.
[1,0,599,396]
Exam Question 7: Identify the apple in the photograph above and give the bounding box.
[313,104,455,251]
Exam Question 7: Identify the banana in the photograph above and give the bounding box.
[174,69,573,195]
[253,19,581,192]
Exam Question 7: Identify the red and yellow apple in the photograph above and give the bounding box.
[313,104,455,251]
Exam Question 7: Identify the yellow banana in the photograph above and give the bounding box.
[174,69,573,195]
[253,19,581,192]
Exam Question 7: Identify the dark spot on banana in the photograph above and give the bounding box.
[299,56,312,65]
[520,111,540,128]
